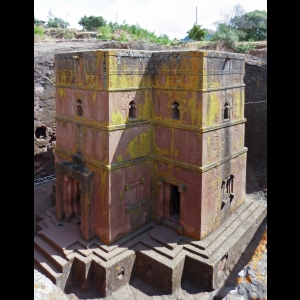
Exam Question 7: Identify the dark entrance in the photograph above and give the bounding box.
[163,183,180,224]
[170,185,180,222]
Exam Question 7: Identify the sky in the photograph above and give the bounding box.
[34,0,267,40]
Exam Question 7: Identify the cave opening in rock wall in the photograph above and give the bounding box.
[35,127,46,139]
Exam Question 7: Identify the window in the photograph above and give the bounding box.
[222,174,234,205]
[224,102,229,120]
[171,101,180,120]
[77,99,82,116]
[129,101,137,119]
[225,176,233,194]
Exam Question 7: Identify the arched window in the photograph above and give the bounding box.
[129,101,137,119]
[77,99,82,116]
[171,101,180,120]
[224,101,229,120]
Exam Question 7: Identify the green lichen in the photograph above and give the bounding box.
[207,92,219,126]
[138,94,154,120]
[154,139,169,157]
[190,96,199,126]
[126,128,153,159]
[58,88,66,99]
[111,110,126,125]
[235,89,244,119]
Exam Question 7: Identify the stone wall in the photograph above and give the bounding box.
[34,58,56,179]
[244,58,267,192]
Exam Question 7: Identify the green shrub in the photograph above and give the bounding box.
[34,26,44,36]
[233,42,255,53]
[97,25,112,40]
[186,24,207,41]
[117,32,129,42]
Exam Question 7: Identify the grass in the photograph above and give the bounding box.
[34,26,44,36]
[34,26,46,43]
[35,27,267,58]
[176,40,267,58]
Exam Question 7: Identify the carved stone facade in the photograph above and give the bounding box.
[54,49,247,244]
[34,50,267,297]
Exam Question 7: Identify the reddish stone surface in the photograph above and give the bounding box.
[54,50,247,245]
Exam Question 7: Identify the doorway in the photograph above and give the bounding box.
[62,175,82,223]
[163,183,180,224]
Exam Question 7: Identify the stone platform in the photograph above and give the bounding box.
[34,198,266,297]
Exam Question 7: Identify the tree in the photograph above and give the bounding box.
[46,10,69,28]
[78,15,106,31]
[78,15,89,30]
[34,16,44,26]
[210,23,244,48]
[210,4,267,48]
[213,4,245,28]
[232,10,267,41]
[187,24,207,41]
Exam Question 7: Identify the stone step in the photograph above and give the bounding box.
[181,243,209,259]
[34,247,62,285]
[120,226,153,249]
[36,221,49,232]
[140,235,183,260]
[162,219,180,233]
[43,209,55,218]
[66,251,91,264]
[45,207,57,218]
[50,206,57,214]
[209,202,267,263]
[90,242,113,254]
[92,244,128,262]
[193,199,253,250]
[91,225,153,262]
[42,218,60,228]
[206,201,260,256]
[34,260,44,274]
[67,245,94,258]
[38,232,68,257]
[36,212,50,223]
[150,226,181,250]
[34,235,70,273]
[89,223,154,255]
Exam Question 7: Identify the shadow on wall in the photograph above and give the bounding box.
[244,61,267,193]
